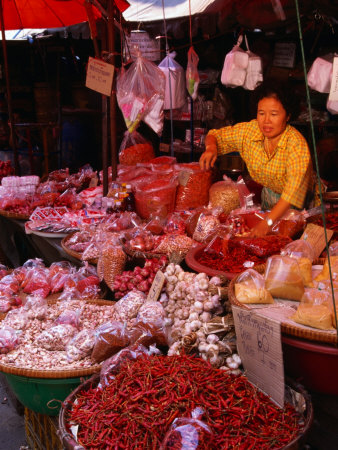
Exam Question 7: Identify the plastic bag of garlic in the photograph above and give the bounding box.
[159,263,242,374]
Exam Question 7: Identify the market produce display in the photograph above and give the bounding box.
[63,352,304,449]
[0,157,335,447]
[0,259,102,314]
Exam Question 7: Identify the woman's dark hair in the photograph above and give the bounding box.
[252,79,301,121]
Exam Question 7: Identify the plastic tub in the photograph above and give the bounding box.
[282,335,338,395]
[3,373,88,416]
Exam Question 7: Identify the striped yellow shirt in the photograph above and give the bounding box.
[208,119,313,209]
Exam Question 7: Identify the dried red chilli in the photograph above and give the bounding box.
[66,353,302,449]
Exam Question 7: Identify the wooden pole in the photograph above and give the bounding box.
[108,0,117,181]
[0,0,20,174]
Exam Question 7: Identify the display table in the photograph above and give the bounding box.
[0,215,81,267]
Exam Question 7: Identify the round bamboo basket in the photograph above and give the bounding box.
[0,208,30,220]
[61,233,98,265]
[0,298,115,378]
[228,269,338,345]
[58,373,313,450]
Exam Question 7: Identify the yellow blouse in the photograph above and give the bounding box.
[208,119,313,209]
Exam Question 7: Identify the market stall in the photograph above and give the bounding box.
[0,0,337,449]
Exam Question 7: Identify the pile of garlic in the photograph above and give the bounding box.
[159,264,242,373]
[160,264,223,337]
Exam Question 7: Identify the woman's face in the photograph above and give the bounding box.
[256,96,289,140]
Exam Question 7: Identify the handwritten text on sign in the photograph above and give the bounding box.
[232,306,285,407]
[147,270,165,302]
[86,57,115,97]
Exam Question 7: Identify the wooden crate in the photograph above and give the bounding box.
[24,408,63,450]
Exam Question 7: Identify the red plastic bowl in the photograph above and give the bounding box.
[282,335,338,395]
[185,244,238,279]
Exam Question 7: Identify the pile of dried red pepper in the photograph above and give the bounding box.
[196,235,291,274]
[66,353,302,449]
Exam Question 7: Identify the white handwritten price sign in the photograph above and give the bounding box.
[147,270,165,302]
[86,57,115,97]
[232,306,285,407]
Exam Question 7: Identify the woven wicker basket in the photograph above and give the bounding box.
[228,270,338,345]
[61,233,98,265]
[0,298,115,378]
[58,373,313,450]
[0,208,30,220]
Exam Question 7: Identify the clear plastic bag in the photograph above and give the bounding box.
[174,163,212,211]
[235,269,274,304]
[113,290,147,323]
[0,326,20,354]
[66,329,96,362]
[315,255,338,282]
[192,212,221,243]
[118,130,155,166]
[265,255,304,301]
[221,36,249,88]
[55,308,81,329]
[281,239,315,288]
[134,177,178,220]
[91,321,130,363]
[22,267,50,298]
[271,209,306,238]
[97,241,127,291]
[160,407,213,449]
[209,176,240,214]
[186,47,200,100]
[292,289,335,330]
[23,295,48,320]
[158,52,186,110]
[117,53,165,133]
[243,35,263,91]
[3,308,28,330]
[48,261,73,293]
[36,324,77,351]
[99,344,150,388]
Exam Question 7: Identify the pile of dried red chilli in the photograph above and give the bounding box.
[195,235,292,274]
[65,353,302,449]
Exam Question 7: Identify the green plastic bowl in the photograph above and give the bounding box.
[3,373,88,416]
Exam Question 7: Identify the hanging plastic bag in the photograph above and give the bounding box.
[186,47,200,100]
[116,51,165,133]
[243,35,263,90]
[307,54,333,93]
[119,130,155,166]
[158,52,186,110]
[221,35,249,88]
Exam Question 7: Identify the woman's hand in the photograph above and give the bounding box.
[250,219,270,237]
[199,150,217,170]
[200,135,218,170]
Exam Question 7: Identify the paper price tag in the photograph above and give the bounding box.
[86,57,115,97]
[232,306,285,407]
[147,270,165,302]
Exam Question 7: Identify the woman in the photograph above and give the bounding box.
[200,80,318,237]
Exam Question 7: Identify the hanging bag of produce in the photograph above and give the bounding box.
[243,35,263,90]
[307,53,334,93]
[158,51,186,110]
[186,46,200,100]
[221,35,249,88]
[116,50,166,134]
